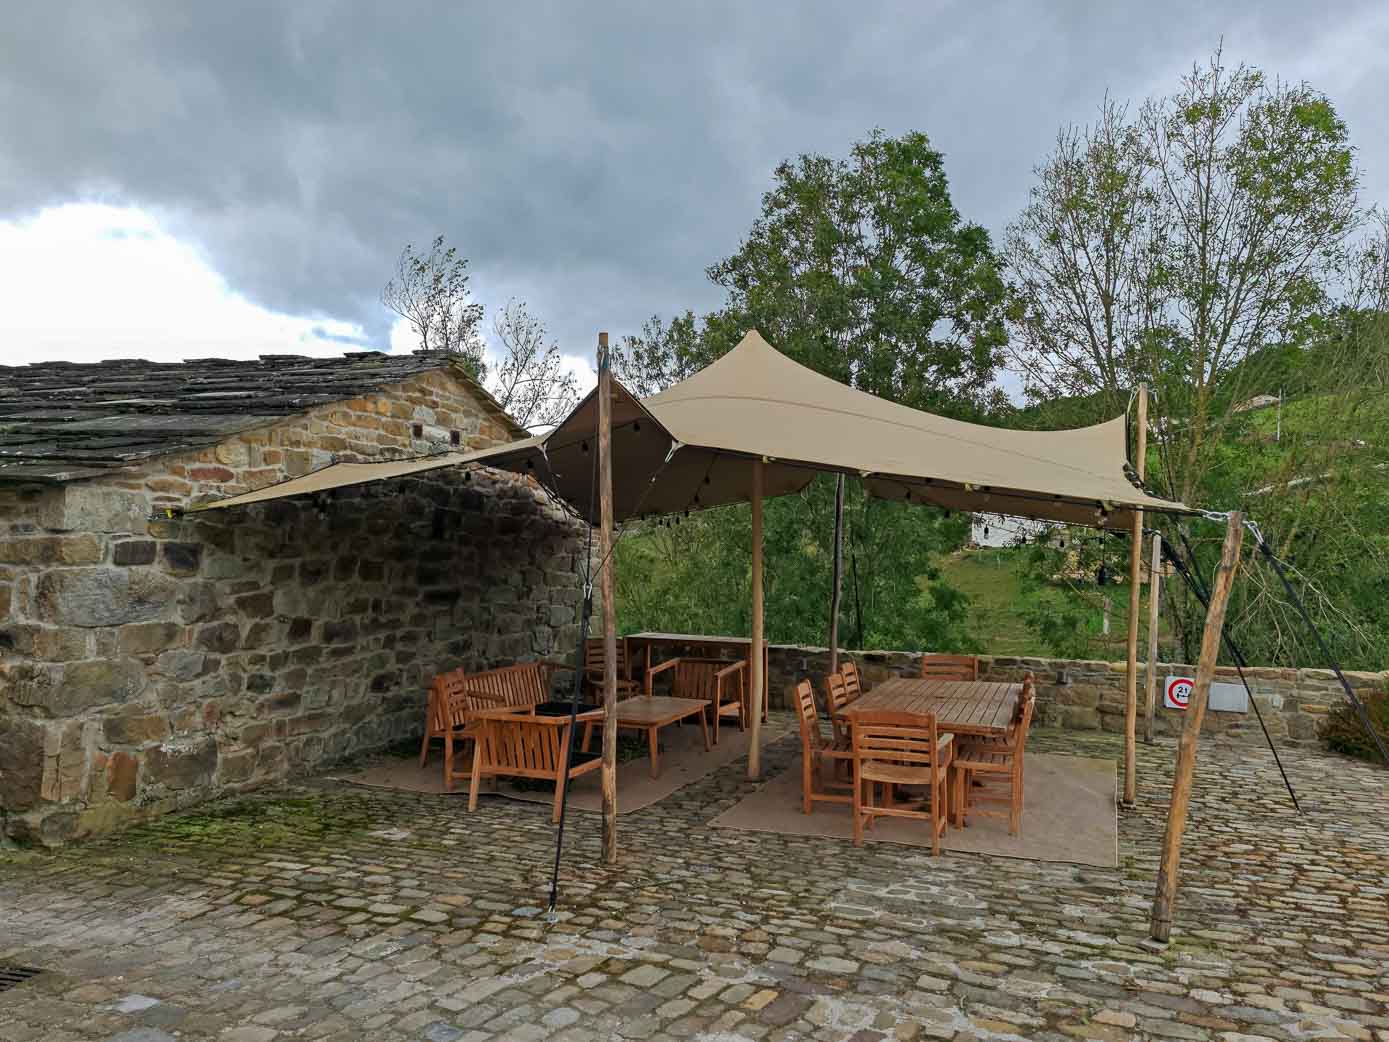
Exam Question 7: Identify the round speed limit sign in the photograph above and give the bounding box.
[1164,677,1193,711]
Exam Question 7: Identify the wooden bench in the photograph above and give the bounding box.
[468,707,603,821]
[420,659,574,768]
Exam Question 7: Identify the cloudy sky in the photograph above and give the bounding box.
[2,2,1387,388]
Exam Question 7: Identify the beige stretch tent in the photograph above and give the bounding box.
[190,330,1190,783]
[191,330,1185,528]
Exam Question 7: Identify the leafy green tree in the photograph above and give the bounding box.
[708,129,1008,413]
[1005,48,1360,503]
[613,129,1002,650]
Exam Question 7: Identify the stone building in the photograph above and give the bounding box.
[0,351,587,844]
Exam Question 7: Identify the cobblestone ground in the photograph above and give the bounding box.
[2,720,1387,1042]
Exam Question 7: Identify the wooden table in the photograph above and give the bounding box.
[582,696,711,778]
[839,678,1020,738]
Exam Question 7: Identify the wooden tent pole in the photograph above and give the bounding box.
[1123,382,1149,806]
[747,459,765,780]
[597,331,619,864]
[827,474,845,675]
[1150,511,1243,942]
[1143,531,1162,744]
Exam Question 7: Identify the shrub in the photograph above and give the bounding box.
[1320,682,1389,762]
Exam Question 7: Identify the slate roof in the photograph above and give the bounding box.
[0,350,516,483]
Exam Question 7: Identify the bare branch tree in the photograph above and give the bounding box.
[490,299,580,430]
[381,235,486,374]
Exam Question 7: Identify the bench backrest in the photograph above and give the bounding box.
[464,661,556,709]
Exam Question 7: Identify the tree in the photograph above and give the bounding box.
[612,130,998,650]
[490,299,579,430]
[383,238,580,431]
[381,236,486,374]
[1005,49,1360,503]
[708,129,1008,413]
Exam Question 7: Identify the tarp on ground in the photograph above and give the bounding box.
[186,330,1190,527]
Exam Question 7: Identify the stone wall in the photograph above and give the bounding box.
[762,644,1384,746]
[0,367,588,844]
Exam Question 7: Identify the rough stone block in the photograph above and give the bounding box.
[103,712,171,745]
[105,750,139,801]
[155,649,207,681]
[35,568,176,627]
[0,715,45,810]
[144,738,218,790]
[118,621,186,656]
[55,486,147,534]
[112,539,158,566]
[160,541,203,576]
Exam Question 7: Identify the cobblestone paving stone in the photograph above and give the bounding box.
[2,720,1387,1042]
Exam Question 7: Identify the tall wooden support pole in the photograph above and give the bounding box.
[1143,531,1162,744]
[827,475,846,675]
[597,332,619,864]
[1123,383,1149,806]
[747,459,765,781]
[1150,511,1243,942]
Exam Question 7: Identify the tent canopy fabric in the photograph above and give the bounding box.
[187,330,1190,527]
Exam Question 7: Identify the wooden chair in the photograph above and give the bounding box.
[840,659,864,700]
[584,636,641,702]
[467,710,600,822]
[956,674,1036,754]
[793,679,852,814]
[645,657,747,743]
[440,681,491,791]
[952,684,1037,836]
[420,667,472,767]
[850,710,953,855]
[825,671,858,748]
[920,654,979,681]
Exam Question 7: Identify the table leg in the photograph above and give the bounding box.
[648,726,660,778]
[698,708,710,751]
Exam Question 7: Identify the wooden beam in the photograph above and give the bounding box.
[747,459,765,780]
[1150,511,1243,942]
[827,474,845,676]
[1144,530,1162,745]
[597,331,619,864]
[1123,382,1149,806]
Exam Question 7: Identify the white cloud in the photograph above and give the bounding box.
[0,203,373,366]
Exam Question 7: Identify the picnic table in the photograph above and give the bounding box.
[582,695,711,778]
[839,678,1021,738]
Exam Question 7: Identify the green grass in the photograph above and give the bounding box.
[933,547,1166,660]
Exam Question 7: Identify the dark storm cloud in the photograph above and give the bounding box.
[2,1,1386,357]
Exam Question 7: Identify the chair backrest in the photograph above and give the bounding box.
[920,654,978,681]
[432,668,474,731]
[793,679,822,751]
[670,658,727,702]
[585,636,630,680]
[475,714,568,774]
[851,710,943,768]
[826,672,855,717]
[840,659,863,699]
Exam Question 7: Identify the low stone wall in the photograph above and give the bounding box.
[763,644,1384,746]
